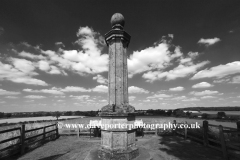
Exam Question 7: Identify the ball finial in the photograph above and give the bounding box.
[110,13,125,28]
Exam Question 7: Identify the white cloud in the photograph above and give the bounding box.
[172,96,186,100]
[25,95,46,99]
[182,98,200,101]
[127,35,209,81]
[49,65,62,75]
[91,85,108,93]
[93,75,108,84]
[129,86,149,94]
[70,95,90,100]
[10,58,35,73]
[189,90,219,96]
[169,86,184,91]
[13,77,48,86]
[143,61,209,82]
[25,100,34,102]
[197,37,221,46]
[19,51,45,60]
[55,42,65,47]
[54,96,65,98]
[129,96,136,101]
[23,88,64,95]
[230,75,240,84]
[201,96,216,99]
[38,60,50,71]
[0,60,48,86]
[0,89,20,95]
[128,37,182,78]
[143,99,151,102]
[191,61,240,80]
[0,101,6,104]
[99,99,107,102]
[61,86,90,92]
[147,94,172,99]
[192,82,213,88]
[5,96,18,99]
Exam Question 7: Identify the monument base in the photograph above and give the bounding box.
[98,146,139,160]
[84,146,151,160]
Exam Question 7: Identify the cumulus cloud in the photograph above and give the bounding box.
[230,75,240,84]
[23,88,64,95]
[192,82,213,88]
[129,86,149,94]
[19,51,46,60]
[197,37,221,46]
[25,95,46,99]
[191,61,240,80]
[143,60,209,82]
[69,95,90,100]
[172,96,186,100]
[169,86,184,91]
[189,90,219,96]
[129,96,136,101]
[93,75,108,84]
[128,36,182,78]
[60,86,90,92]
[91,85,108,93]
[201,96,216,99]
[55,42,65,47]
[147,94,172,99]
[0,89,20,95]
[0,59,48,86]
[128,35,209,82]
[5,96,18,99]
[182,98,200,101]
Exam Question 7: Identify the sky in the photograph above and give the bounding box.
[0,0,240,112]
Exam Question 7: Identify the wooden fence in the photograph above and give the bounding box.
[0,122,59,158]
[173,120,240,160]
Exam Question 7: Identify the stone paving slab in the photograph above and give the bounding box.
[16,135,232,160]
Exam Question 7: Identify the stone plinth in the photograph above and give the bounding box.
[98,113,139,160]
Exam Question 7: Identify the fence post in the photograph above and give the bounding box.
[184,121,188,139]
[203,120,209,146]
[219,125,228,160]
[77,125,80,139]
[237,121,240,140]
[42,127,46,143]
[155,128,158,136]
[173,120,177,135]
[20,124,25,155]
[55,122,59,139]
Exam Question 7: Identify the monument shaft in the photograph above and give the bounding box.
[108,38,129,108]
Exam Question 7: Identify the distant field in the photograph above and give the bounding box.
[62,116,237,128]
[0,116,84,124]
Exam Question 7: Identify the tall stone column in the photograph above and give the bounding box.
[98,13,139,160]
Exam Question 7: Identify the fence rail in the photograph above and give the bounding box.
[0,122,59,158]
[172,120,240,160]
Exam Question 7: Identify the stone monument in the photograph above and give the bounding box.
[98,13,139,160]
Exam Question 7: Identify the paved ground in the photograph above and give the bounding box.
[15,135,228,160]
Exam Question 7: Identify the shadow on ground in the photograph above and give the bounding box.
[136,135,224,160]
[38,153,66,160]
[159,136,223,160]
